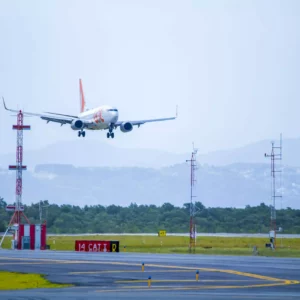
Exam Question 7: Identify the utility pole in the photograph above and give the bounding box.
[186,144,199,254]
[264,134,282,250]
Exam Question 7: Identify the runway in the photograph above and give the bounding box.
[0,250,299,299]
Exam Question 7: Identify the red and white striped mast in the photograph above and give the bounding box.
[0,110,30,249]
[8,110,31,225]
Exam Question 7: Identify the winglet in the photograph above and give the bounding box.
[2,97,8,110]
[2,97,22,114]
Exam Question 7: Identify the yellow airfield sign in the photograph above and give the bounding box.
[158,230,166,237]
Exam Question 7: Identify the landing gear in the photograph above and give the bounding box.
[78,130,86,137]
[107,132,114,139]
[107,124,115,139]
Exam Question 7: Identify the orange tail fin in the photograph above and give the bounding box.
[79,79,86,113]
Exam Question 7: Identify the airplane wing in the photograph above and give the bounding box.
[115,106,178,128]
[2,98,76,125]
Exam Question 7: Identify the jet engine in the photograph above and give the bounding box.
[71,119,84,130]
[120,122,133,133]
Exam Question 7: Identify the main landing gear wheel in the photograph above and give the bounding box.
[107,132,115,139]
[78,131,86,137]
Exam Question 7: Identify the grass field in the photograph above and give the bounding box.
[1,235,300,257]
[0,271,71,290]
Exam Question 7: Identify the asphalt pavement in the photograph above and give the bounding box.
[0,250,299,299]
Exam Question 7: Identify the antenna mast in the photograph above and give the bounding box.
[264,134,282,250]
[0,110,31,249]
[39,200,49,224]
[186,144,198,254]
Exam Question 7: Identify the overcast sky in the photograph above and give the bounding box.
[0,0,299,156]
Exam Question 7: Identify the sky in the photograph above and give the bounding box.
[0,0,300,156]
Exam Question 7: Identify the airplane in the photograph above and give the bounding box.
[2,79,177,138]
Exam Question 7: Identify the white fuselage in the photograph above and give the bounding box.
[78,105,119,130]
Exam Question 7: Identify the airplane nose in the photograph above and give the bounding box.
[112,114,118,123]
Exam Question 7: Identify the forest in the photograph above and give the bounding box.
[1,197,300,234]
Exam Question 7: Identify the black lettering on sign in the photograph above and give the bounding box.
[110,241,120,252]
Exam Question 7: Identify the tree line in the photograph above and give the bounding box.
[0,198,300,234]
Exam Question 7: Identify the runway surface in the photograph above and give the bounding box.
[0,249,299,299]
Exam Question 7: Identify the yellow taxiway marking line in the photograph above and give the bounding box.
[0,262,54,265]
[0,256,293,283]
[120,282,291,289]
[97,280,300,292]
[69,270,193,274]
[211,269,283,282]
[115,279,267,283]
[0,257,141,266]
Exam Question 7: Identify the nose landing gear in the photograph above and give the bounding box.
[107,124,115,138]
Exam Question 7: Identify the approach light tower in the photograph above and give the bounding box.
[0,109,31,249]
[264,134,282,250]
[186,144,198,254]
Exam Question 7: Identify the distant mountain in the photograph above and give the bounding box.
[1,162,299,208]
[0,137,298,169]
[0,140,188,169]
[198,137,297,167]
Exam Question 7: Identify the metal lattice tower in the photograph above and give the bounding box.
[264,134,282,249]
[39,200,49,224]
[0,110,31,249]
[186,145,198,254]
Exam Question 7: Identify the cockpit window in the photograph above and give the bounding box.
[108,109,118,112]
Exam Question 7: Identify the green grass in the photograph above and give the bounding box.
[0,271,71,290]
[2,235,300,257]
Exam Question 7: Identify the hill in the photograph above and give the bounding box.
[0,140,188,169]
[199,137,293,166]
[1,137,299,169]
[0,162,298,208]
